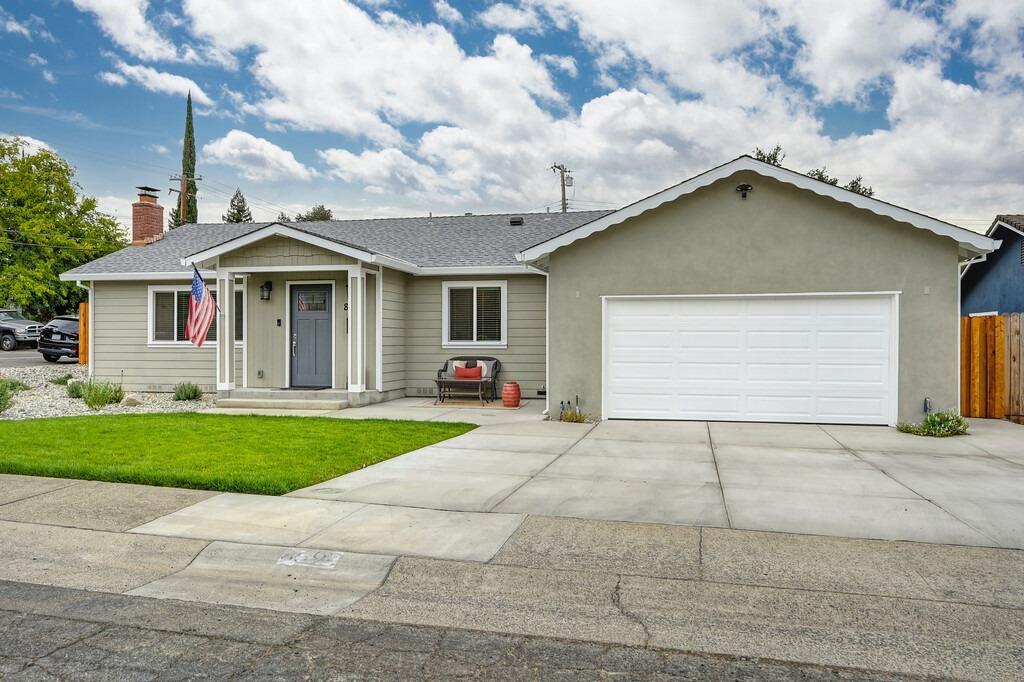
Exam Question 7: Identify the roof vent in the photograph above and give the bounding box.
[464,212,473,216]
[509,216,524,226]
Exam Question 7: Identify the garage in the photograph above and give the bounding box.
[602,294,898,425]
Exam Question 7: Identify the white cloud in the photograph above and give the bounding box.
[541,54,577,77]
[26,53,56,83]
[0,133,51,154]
[948,0,1024,88]
[41,69,56,84]
[145,143,169,154]
[26,53,46,66]
[70,0,234,67]
[1,6,30,38]
[99,59,213,105]
[434,0,462,24]
[478,3,542,32]
[202,130,317,182]
[0,89,21,100]
[319,147,457,196]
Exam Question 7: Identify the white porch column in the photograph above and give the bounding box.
[216,273,235,390]
[348,270,365,392]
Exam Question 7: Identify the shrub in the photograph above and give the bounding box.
[173,382,203,401]
[66,380,85,399]
[50,372,76,385]
[897,410,969,437]
[0,378,29,414]
[82,381,125,410]
[558,409,591,423]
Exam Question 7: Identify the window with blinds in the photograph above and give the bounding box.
[443,281,506,346]
[152,288,244,343]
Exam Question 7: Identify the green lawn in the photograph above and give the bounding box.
[0,413,475,495]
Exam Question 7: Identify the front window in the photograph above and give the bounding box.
[442,281,507,347]
[150,286,244,345]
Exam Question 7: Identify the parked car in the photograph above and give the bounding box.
[38,315,79,362]
[0,309,42,351]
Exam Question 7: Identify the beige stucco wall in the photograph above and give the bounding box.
[92,280,241,391]
[403,274,547,397]
[547,170,961,423]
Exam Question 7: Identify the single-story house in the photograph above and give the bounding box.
[62,156,999,425]
[960,214,1024,315]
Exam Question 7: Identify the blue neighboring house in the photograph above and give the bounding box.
[961,214,1024,314]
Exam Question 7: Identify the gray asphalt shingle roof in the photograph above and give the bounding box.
[63,210,612,277]
[996,214,1024,233]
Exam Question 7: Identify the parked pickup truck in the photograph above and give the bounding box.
[0,309,42,351]
[38,315,79,362]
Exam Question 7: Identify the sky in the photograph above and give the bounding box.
[1,0,1023,233]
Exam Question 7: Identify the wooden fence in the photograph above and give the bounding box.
[78,301,89,366]
[960,313,1023,418]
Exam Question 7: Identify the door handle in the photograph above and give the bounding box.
[291,333,297,358]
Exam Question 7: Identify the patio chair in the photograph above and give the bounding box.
[435,356,501,406]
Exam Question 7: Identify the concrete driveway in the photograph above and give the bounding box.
[0,349,73,368]
[284,417,1024,549]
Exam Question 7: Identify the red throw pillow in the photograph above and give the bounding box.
[455,365,482,379]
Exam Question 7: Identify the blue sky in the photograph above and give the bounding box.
[2,1,1022,232]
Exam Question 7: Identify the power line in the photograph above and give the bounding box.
[0,238,124,251]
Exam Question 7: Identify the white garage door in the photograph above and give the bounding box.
[603,294,897,425]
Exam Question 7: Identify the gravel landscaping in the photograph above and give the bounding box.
[0,364,215,420]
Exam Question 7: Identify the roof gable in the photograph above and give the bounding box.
[516,156,999,262]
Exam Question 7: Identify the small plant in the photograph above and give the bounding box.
[66,380,85,399]
[82,381,125,410]
[898,410,969,437]
[558,410,591,423]
[50,372,76,385]
[173,382,203,401]
[0,378,29,414]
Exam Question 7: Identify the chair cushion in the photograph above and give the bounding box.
[455,365,482,379]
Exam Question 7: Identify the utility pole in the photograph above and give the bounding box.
[169,173,202,225]
[551,163,572,213]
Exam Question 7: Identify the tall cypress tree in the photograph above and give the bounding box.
[182,92,198,224]
[170,92,198,228]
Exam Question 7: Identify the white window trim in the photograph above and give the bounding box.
[146,282,246,348]
[441,280,508,348]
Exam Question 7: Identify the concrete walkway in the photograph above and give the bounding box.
[2,476,1023,680]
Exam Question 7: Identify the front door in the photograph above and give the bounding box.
[290,284,332,387]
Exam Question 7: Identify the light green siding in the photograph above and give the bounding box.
[403,274,547,396]
[546,170,961,423]
[381,268,408,393]
[244,274,349,388]
[220,235,357,268]
[92,280,241,391]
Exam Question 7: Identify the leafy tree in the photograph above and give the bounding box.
[0,137,126,320]
[222,189,254,223]
[753,144,785,166]
[275,211,292,222]
[753,145,874,196]
[170,92,198,228]
[294,204,332,221]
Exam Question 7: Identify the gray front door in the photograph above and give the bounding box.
[290,284,332,387]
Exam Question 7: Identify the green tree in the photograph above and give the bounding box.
[170,92,198,228]
[753,144,785,166]
[753,145,874,196]
[222,189,254,223]
[294,204,332,221]
[275,211,292,222]
[0,137,126,320]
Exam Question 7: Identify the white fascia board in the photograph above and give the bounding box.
[59,270,214,282]
[414,265,535,276]
[991,220,1024,238]
[516,156,1001,262]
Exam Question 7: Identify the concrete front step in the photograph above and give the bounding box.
[215,398,348,410]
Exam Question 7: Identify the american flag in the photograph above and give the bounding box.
[185,267,217,348]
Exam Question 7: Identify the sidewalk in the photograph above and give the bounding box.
[1,473,1022,679]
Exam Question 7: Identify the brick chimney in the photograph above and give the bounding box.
[132,186,164,246]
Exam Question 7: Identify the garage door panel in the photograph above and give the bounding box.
[604,295,895,425]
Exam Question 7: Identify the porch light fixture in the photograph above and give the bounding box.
[736,183,753,199]
[259,281,273,301]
